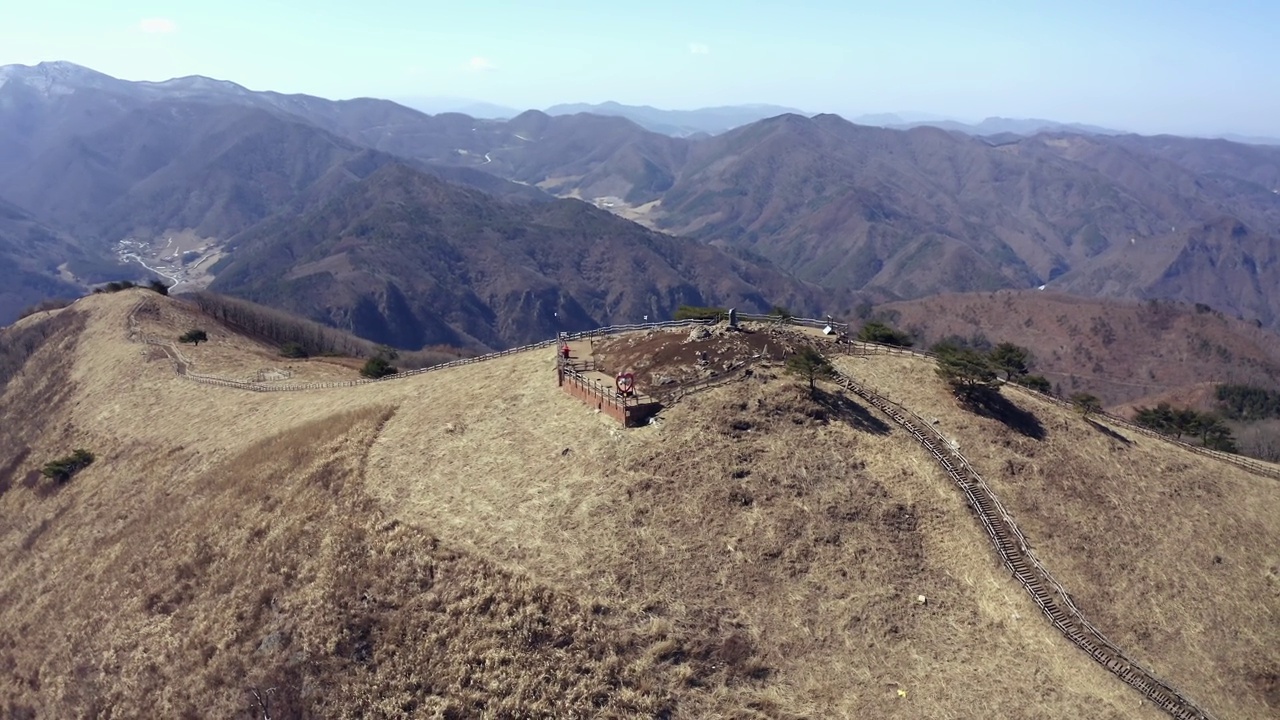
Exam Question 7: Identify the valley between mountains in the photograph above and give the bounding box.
[4,61,1280,344]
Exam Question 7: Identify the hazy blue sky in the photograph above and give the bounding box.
[2,1,1278,136]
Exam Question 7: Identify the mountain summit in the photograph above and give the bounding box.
[0,60,119,94]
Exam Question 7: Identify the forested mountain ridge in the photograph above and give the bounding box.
[210,163,837,348]
[4,60,1280,339]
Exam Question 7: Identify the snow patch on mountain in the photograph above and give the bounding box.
[0,61,258,102]
[0,61,121,96]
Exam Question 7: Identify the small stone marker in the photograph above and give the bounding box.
[728,307,738,328]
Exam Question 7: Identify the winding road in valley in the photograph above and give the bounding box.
[121,250,182,289]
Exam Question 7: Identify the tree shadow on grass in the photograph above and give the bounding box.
[814,387,892,435]
[962,388,1046,440]
[0,447,27,499]
[1086,418,1132,445]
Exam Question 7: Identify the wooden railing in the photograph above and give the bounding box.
[734,313,849,332]
[127,307,726,392]
[560,368,648,407]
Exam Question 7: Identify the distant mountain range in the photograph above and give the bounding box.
[1216,132,1280,146]
[388,98,1143,141]
[330,102,1280,330]
[863,115,1125,137]
[0,61,831,341]
[543,102,808,137]
[458,111,1280,328]
[393,98,810,136]
[4,60,1280,344]
[392,95,1280,145]
[395,97,521,119]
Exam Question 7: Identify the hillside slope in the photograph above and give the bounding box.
[361,349,1155,718]
[0,294,695,718]
[0,199,96,324]
[0,194,132,320]
[4,290,1276,716]
[833,351,1280,720]
[876,290,1280,405]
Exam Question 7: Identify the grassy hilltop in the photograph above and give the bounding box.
[0,289,1276,718]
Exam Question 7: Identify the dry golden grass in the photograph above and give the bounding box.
[834,352,1280,719]
[0,305,87,499]
[1,404,689,718]
[366,354,1160,718]
[0,290,1271,717]
[0,295,692,718]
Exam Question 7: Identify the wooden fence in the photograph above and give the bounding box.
[129,309,721,392]
[734,313,849,332]
[557,364,661,427]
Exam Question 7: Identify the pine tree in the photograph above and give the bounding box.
[935,346,998,399]
[785,347,834,395]
[1070,393,1102,417]
[178,329,208,346]
[989,342,1030,380]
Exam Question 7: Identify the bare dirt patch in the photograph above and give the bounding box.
[590,324,829,396]
[589,196,664,229]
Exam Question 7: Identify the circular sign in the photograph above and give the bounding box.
[615,372,635,394]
